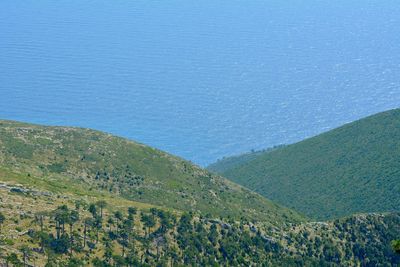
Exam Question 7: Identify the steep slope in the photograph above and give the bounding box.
[209,108,400,220]
[0,120,305,223]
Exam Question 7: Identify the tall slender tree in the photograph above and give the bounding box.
[88,204,97,218]
[53,205,69,238]
[83,217,93,248]
[141,213,156,238]
[19,245,31,267]
[0,212,5,234]
[96,200,107,219]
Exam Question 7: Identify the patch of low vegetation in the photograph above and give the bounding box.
[393,240,400,254]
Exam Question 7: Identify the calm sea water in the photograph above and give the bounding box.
[1,0,400,165]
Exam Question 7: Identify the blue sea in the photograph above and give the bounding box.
[1,0,400,166]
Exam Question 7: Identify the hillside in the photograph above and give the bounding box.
[0,119,399,265]
[208,108,400,220]
[0,180,399,266]
[0,120,305,224]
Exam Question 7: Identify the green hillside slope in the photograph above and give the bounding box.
[0,120,305,224]
[209,108,400,220]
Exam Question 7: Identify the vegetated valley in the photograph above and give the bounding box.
[0,117,399,266]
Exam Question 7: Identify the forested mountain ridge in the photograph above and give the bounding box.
[208,108,400,220]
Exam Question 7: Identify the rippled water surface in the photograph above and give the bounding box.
[1,0,400,165]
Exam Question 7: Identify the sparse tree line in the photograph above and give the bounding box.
[0,205,400,266]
